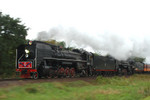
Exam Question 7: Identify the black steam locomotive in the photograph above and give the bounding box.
[16,41,139,79]
[16,41,93,79]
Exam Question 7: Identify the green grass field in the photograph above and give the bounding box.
[1,74,150,100]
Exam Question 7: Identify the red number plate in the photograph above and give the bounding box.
[18,62,32,68]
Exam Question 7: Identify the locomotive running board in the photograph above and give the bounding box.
[43,57,87,63]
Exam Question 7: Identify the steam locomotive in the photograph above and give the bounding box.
[16,41,93,79]
[16,41,147,79]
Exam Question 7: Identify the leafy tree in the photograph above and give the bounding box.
[45,40,57,45]
[0,12,28,75]
[57,41,66,48]
[133,57,145,63]
[44,40,66,48]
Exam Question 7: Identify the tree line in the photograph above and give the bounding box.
[0,12,28,76]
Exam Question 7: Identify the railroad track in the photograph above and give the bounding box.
[0,76,97,88]
[0,78,27,81]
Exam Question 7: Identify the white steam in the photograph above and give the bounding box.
[36,26,150,63]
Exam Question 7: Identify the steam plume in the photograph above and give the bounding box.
[36,26,150,63]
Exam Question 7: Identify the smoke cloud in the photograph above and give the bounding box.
[36,26,150,63]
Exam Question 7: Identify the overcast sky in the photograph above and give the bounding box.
[1,0,150,39]
[1,0,150,62]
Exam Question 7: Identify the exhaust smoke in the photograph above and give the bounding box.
[36,26,150,63]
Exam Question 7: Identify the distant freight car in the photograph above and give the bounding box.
[144,64,150,72]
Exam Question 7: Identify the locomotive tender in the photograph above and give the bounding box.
[16,41,145,79]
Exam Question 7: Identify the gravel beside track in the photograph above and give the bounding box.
[0,77,97,88]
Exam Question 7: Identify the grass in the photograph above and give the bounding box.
[1,74,150,100]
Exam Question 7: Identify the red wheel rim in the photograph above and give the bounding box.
[70,68,75,77]
[65,67,70,76]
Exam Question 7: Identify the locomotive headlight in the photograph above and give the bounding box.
[25,54,29,58]
[25,49,30,58]
[25,49,30,54]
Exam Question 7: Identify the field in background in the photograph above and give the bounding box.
[1,74,150,100]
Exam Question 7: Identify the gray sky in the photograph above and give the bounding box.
[1,0,150,62]
[1,0,150,39]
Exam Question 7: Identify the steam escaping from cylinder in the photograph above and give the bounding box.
[36,26,150,63]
